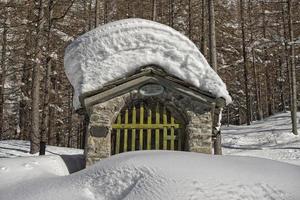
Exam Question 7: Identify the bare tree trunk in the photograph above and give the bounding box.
[0,6,7,140]
[278,59,286,112]
[274,15,286,112]
[83,0,88,31]
[67,88,73,147]
[20,65,31,140]
[201,0,207,57]
[168,0,174,27]
[94,0,100,27]
[40,56,51,154]
[47,57,57,145]
[256,64,264,118]
[282,7,292,108]
[48,106,56,145]
[208,0,217,71]
[248,0,262,121]
[252,50,263,120]
[207,0,221,154]
[188,0,192,38]
[104,0,108,24]
[287,0,298,135]
[88,0,92,29]
[261,1,273,117]
[20,5,33,140]
[227,107,230,127]
[31,59,41,154]
[126,1,131,18]
[40,0,53,155]
[240,0,251,125]
[30,0,45,154]
[152,0,157,21]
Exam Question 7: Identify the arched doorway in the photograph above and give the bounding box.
[111,100,186,155]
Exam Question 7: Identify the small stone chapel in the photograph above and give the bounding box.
[64,18,231,166]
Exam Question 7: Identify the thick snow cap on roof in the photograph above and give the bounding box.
[64,18,231,109]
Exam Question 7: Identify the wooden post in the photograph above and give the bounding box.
[163,107,168,150]
[139,103,144,150]
[170,116,175,150]
[155,104,160,150]
[132,105,136,151]
[124,109,129,152]
[147,108,152,150]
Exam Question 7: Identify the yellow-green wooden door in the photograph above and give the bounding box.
[111,102,184,155]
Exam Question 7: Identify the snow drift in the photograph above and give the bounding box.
[1,151,300,200]
[0,140,84,189]
[64,18,231,109]
[222,112,300,165]
[0,140,83,158]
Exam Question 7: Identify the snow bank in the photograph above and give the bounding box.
[222,112,300,165]
[0,140,83,158]
[1,151,300,200]
[0,156,71,189]
[0,140,85,190]
[64,18,231,109]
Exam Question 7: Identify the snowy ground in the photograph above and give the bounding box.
[222,112,300,165]
[0,141,84,188]
[1,151,300,200]
[0,112,299,199]
[0,140,83,158]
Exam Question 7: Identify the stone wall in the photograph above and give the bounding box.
[85,88,213,166]
[186,110,212,154]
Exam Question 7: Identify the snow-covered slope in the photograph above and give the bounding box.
[0,113,299,199]
[0,156,73,188]
[64,18,231,109]
[0,140,84,188]
[1,151,300,200]
[222,112,300,165]
[0,140,83,158]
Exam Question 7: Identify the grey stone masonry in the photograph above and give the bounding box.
[84,84,214,166]
[186,110,212,154]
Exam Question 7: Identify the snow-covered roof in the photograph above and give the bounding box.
[64,18,231,109]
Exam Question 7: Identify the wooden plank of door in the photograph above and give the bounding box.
[147,108,152,150]
[124,109,129,152]
[155,104,160,150]
[115,114,121,154]
[139,103,144,150]
[170,116,175,150]
[163,107,168,150]
[132,105,136,151]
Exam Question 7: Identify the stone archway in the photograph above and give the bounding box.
[86,88,214,166]
[111,99,187,155]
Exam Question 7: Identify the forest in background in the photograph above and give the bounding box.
[0,0,299,152]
